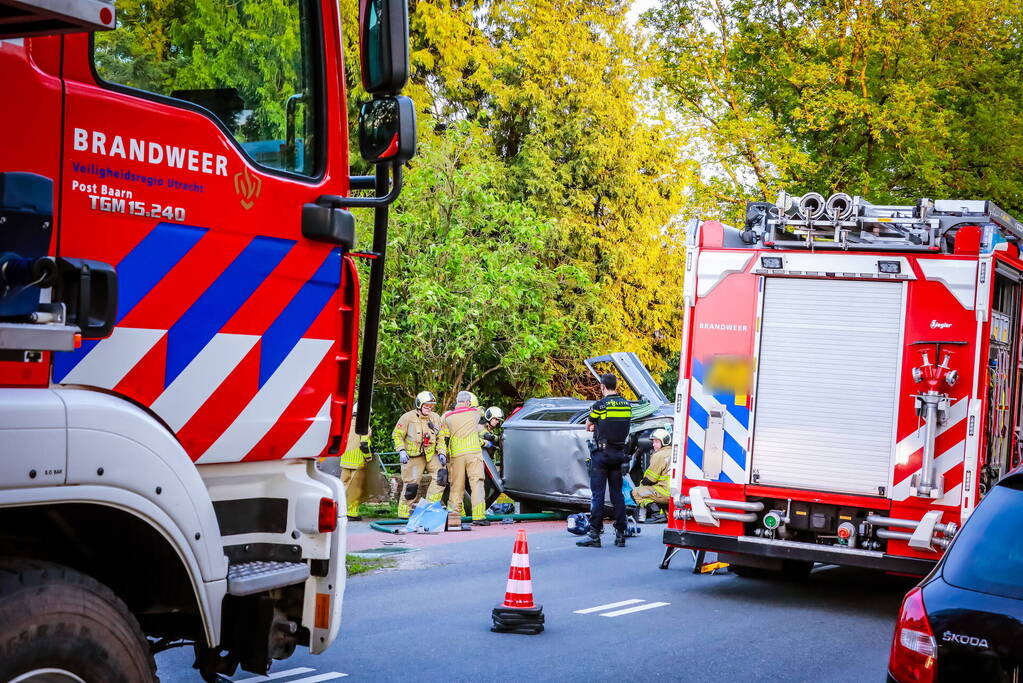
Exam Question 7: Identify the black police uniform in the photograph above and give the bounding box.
[587,393,632,535]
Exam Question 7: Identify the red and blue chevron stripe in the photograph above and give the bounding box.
[54,222,353,463]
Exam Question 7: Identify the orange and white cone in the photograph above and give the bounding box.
[491,528,544,634]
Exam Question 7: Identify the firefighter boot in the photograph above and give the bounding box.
[576,530,601,548]
[646,503,667,524]
[614,530,626,547]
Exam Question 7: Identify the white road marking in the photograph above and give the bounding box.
[573,599,644,614]
[600,601,670,617]
[288,674,349,683]
[234,667,314,682]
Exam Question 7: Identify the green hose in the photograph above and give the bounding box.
[368,511,566,534]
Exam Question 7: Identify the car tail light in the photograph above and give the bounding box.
[318,497,339,533]
[888,587,937,683]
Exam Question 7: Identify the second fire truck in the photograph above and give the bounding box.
[664,191,1023,577]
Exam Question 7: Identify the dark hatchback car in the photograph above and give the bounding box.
[888,471,1023,682]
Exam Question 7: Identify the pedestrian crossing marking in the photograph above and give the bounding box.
[600,601,670,617]
[233,668,347,683]
[574,599,670,617]
[573,599,644,614]
[235,668,315,682]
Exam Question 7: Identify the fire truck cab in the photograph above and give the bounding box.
[0,0,413,680]
[664,191,1023,578]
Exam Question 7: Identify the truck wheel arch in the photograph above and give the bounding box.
[0,495,226,647]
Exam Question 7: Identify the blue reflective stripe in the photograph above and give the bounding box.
[723,431,746,470]
[686,436,704,470]
[165,236,293,387]
[718,469,733,484]
[53,222,207,382]
[690,358,705,384]
[688,398,708,428]
[259,249,340,387]
[727,402,750,428]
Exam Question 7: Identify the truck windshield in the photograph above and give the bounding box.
[942,482,1023,600]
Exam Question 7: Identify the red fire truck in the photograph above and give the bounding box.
[0,1,414,680]
[662,191,1023,578]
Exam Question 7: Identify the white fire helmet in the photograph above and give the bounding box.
[650,428,671,446]
[415,391,437,410]
[484,406,505,424]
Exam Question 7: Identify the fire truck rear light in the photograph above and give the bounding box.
[888,587,936,683]
[318,497,338,533]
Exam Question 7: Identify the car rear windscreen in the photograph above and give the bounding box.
[943,483,1023,600]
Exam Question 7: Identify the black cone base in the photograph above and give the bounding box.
[492,603,544,634]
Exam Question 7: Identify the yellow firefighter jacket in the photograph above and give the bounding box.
[392,409,441,460]
[644,445,672,493]
[340,420,371,469]
[438,406,484,458]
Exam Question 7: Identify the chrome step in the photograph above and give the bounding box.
[227,560,309,596]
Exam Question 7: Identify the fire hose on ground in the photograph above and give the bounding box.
[369,512,566,534]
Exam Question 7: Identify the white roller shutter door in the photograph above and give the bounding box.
[751,278,904,496]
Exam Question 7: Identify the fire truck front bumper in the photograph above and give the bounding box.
[664,528,936,576]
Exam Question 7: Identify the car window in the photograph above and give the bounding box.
[524,409,582,422]
[943,483,1023,600]
[93,0,321,177]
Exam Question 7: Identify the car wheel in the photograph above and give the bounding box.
[0,559,156,683]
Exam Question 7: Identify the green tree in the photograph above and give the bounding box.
[364,124,598,445]
[646,0,1023,223]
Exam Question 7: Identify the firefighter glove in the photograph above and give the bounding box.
[398,450,409,464]
[641,477,654,486]
[437,467,449,487]
[360,442,370,453]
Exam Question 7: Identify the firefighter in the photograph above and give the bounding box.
[577,374,632,548]
[437,391,490,526]
[340,404,373,521]
[632,428,671,524]
[480,406,505,460]
[392,390,443,519]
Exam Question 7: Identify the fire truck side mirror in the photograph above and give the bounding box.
[359,0,410,95]
[359,96,416,165]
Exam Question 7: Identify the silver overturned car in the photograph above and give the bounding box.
[496,352,674,512]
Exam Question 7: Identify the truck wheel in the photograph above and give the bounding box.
[0,559,156,683]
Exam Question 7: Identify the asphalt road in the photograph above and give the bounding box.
[156,522,915,682]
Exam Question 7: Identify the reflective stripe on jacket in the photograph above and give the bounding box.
[340,421,371,469]
[438,406,483,457]
[644,445,671,484]
[391,409,441,460]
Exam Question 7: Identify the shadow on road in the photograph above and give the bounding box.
[668,563,917,620]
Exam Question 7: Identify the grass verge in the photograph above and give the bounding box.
[346,554,396,576]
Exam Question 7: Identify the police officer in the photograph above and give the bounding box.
[391,391,444,519]
[577,374,632,548]
[632,428,670,524]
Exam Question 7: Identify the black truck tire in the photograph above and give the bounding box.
[0,558,156,683]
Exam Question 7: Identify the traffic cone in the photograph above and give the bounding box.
[491,528,544,634]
